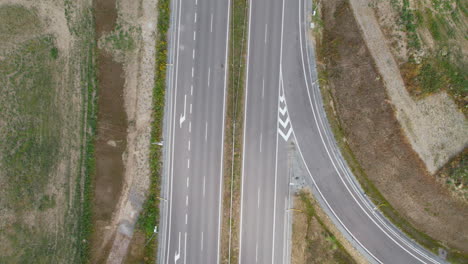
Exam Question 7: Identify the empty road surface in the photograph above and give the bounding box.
[239,0,291,262]
[158,0,230,263]
[279,0,447,263]
[239,0,446,263]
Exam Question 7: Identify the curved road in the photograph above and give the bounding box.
[239,0,447,263]
[281,0,447,263]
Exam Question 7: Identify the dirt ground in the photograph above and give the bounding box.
[291,192,361,264]
[366,0,468,201]
[349,0,468,198]
[0,0,95,262]
[316,0,468,256]
[90,0,157,262]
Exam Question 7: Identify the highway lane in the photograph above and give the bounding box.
[239,0,291,263]
[159,0,230,263]
[280,0,447,263]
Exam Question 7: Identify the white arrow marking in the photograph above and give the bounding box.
[279,115,290,128]
[179,95,186,127]
[279,127,292,141]
[174,232,181,263]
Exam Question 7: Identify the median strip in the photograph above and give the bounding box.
[220,0,249,263]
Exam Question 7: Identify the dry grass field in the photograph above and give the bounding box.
[0,1,96,262]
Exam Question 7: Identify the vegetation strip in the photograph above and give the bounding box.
[134,0,170,262]
[220,0,249,263]
[291,191,359,264]
[79,21,98,262]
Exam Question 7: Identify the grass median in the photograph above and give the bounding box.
[220,0,249,263]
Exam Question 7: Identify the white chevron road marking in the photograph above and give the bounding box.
[278,70,292,141]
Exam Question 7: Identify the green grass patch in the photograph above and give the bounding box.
[400,0,420,50]
[403,54,468,113]
[134,0,170,262]
[0,5,42,43]
[0,35,60,210]
[0,6,97,262]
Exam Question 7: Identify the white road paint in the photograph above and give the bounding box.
[164,0,183,260]
[203,175,206,197]
[190,103,192,114]
[210,13,213,32]
[282,197,289,264]
[271,0,286,262]
[174,232,181,263]
[278,73,292,141]
[218,3,231,263]
[193,31,196,41]
[187,158,190,169]
[187,177,189,188]
[186,195,188,206]
[257,187,261,208]
[179,94,187,127]
[201,231,204,251]
[185,213,188,225]
[259,133,263,152]
[189,122,191,133]
[208,67,211,87]
[193,49,195,59]
[262,79,265,98]
[194,12,197,23]
[255,242,258,263]
[188,140,191,151]
[183,232,187,264]
[238,0,254,260]
[191,67,194,78]
[205,122,208,142]
[191,85,193,95]
[265,23,268,43]
[279,115,290,128]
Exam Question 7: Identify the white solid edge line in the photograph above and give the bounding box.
[238,0,253,262]
[271,0,285,262]
[217,0,231,263]
[165,0,183,261]
[294,0,436,262]
[159,0,176,257]
[301,1,438,263]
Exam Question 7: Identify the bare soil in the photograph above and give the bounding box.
[317,0,468,255]
[92,0,157,262]
[90,0,128,262]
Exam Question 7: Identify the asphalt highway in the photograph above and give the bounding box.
[158,0,447,263]
[158,0,230,263]
[239,0,291,263]
[279,0,447,263]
